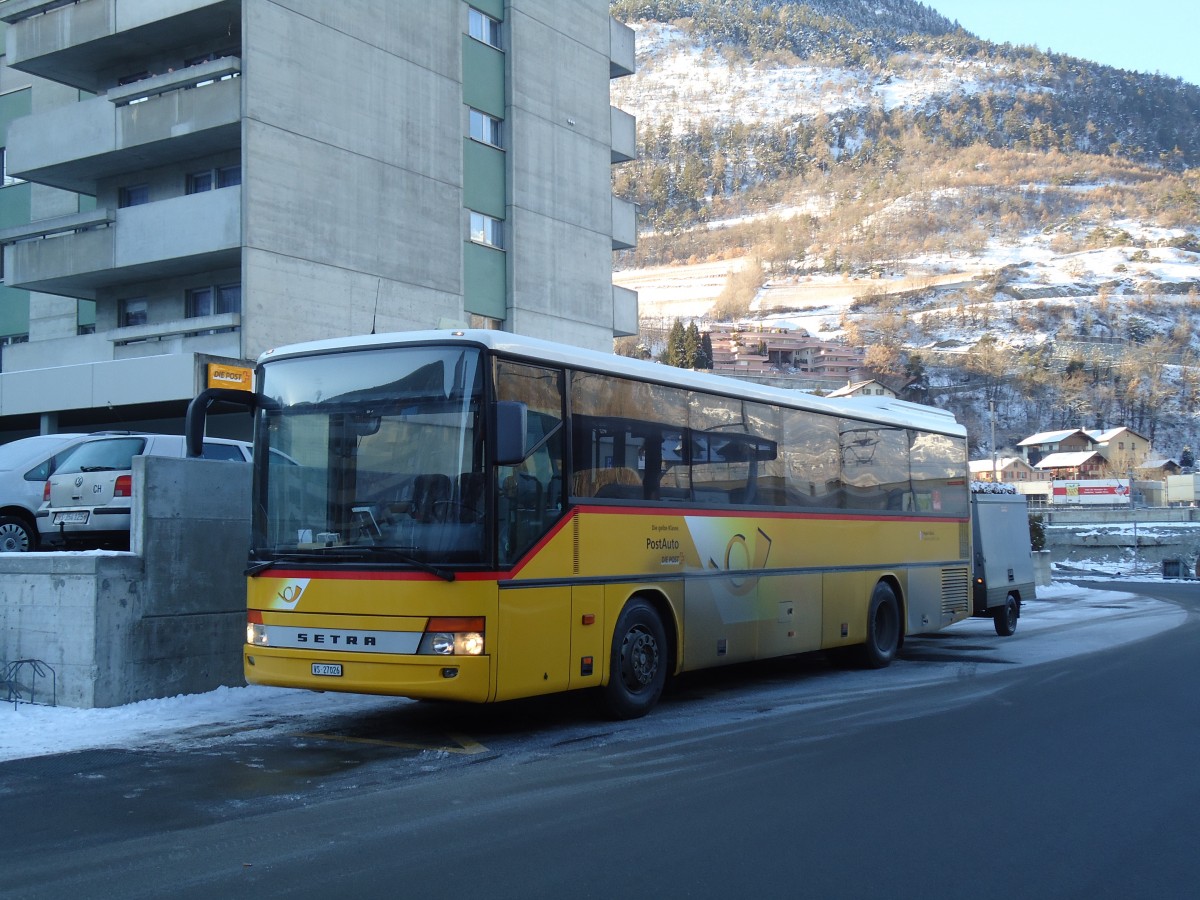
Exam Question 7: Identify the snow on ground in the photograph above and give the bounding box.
[0,581,1184,763]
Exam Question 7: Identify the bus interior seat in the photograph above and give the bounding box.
[572,466,642,498]
[412,473,452,521]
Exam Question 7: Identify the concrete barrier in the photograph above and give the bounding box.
[0,456,250,708]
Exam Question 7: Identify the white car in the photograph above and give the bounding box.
[0,433,91,552]
[37,433,252,550]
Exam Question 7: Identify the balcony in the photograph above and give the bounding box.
[610,106,635,164]
[2,186,241,299]
[1,0,241,94]
[7,65,241,195]
[609,17,635,79]
[612,196,637,251]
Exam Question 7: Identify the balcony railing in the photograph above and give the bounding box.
[2,0,240,94]
[1,187,241,298]
[7,69,241,194]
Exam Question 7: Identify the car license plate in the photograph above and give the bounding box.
[53,511,89,525]
[312,663,343,677]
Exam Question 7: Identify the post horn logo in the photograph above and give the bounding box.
[273,579,310,610]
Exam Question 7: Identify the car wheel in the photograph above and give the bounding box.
[993,592,1020,637]
[0,515,36,552]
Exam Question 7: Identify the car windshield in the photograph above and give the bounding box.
[54,438,146,474]
[253,345,488,566]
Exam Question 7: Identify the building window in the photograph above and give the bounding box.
[468,8,502,48]
[469,211,503,249]
[2,148,24,187]
[187,166,240,194]
[187,283,241,318]
[120,298,148,327]
[468,109,503,148]
[119,184,150,208]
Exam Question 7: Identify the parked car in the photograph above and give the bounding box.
[37,433,252,549]
[0,433,91,552]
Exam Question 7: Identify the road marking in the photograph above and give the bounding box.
[292,731,488,755]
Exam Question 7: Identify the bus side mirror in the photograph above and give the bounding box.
[495,401,528,466]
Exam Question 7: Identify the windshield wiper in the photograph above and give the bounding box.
[245,547,455,581]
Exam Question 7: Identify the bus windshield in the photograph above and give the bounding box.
[252,345,487,566]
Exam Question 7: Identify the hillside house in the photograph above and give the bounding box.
[828,379,896,400]
[1086,427,1153,472]
[1017,429,1097,466]
[969,456,1047,484]
[1034,450,1107,479]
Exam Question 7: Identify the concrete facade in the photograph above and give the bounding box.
[0,0,638,440]
[0,454,249,708]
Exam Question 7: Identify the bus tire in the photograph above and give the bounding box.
[858,581,901,669]
[601,599,668,719]
[993,592,1019,637]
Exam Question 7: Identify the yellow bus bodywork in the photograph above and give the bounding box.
[244,506,969,703]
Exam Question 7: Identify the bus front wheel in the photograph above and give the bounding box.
[858,582,901,669]
[601,599,668,719]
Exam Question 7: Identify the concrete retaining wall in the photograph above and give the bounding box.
[1,456,249,708]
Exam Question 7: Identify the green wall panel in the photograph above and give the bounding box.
[463,139,505,219]
[0,87,32,132]
[0,284,29,338]
[0,181,31,229]
[462,37,504,117]
[464,241,506,321]
[470,0,504,19]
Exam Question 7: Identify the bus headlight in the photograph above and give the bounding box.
[247,622,268,646]
[418,617,485,655]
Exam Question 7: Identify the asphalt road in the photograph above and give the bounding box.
[2,580,1197,899]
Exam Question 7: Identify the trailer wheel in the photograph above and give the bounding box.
[858,581,901,668]
[993,592,1019,637]
[601,599,668,719]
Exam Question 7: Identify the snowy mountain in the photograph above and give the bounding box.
[609,1,1200,458]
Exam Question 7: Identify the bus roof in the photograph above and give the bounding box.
[258,329,965,438]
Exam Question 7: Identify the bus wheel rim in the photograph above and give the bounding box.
[622,625,659,688]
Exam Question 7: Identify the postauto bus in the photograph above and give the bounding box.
[186,330,970,718]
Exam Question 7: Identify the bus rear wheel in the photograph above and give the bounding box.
[858,582,901,669]
[601,599,668,719]
[993,592,1019,637]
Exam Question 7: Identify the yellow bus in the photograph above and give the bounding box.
[187,330,971,718]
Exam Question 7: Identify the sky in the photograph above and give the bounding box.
[0,581,1186,762]
[928,0,1200,87]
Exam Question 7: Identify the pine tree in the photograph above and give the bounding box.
[664,320,686,367]
[699,332,715,369]
[684,322,702,368]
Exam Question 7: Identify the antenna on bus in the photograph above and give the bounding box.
[371,279,381,335]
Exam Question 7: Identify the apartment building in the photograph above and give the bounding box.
[0,0,637,440]
[706,325,866,383]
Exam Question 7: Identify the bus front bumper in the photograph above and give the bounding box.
[244,645,492,702]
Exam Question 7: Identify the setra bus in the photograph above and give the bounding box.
[186,329,972,718]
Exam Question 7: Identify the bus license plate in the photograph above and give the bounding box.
[312,663,343,677]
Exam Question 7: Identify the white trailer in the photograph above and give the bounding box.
[970,492,1037,636]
